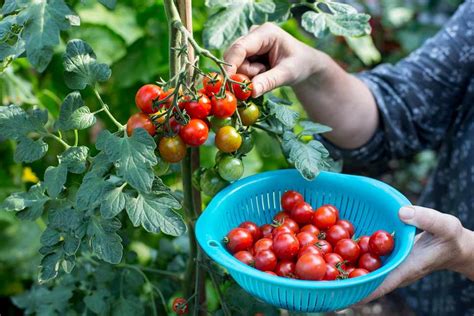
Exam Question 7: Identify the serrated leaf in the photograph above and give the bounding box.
[12,285,73,315]
[44,164,68,198]
[327,2,358,14]
[63,234,81,255]
[56,91,96,131]
[63,39,111,90]
[0,105,45,139]
[14,136,48,163]
[299,121,332,136]
[100,185,127,219]
[90,151,113,177]
[96,129,157,193]
[48,206,84,232]
[40,227,61,247]
[326,13,371,37]
[87,216,123,264]
[39,251,62,282]
[1,183,48,220]
[125,192,185,236]
[301,11,327,38]
[76,172,111,211]
[250,0,276,24]
[98,0,116,9]
[113,296,144,316]
[59,146,89,174]
[266,97,298,128]
[84,288,110,314]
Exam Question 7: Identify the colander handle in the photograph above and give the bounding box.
[200,237,237,268]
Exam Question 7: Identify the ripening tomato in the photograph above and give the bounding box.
[135,84,162,114]
[312,205,338,230]
[300,224,320,237]
[234,250,254,266]
[224,228,254,254]
[273,233,300,260]
[238,104,260,126]
[323,264,340,281]
[334,239,361,263]
[296,231,318,248]
[273,211,290,222]
[315,240,333,255]
[358,236,370,254]
[336,220,355,237]
[254,250,277,271]
[281,190,304,212]
[291,201,314,225]
[274,260,296,278]
[325,224,350,246]
[179,119,209,146]
[324,252,345,269]
[349,268,369,278]
[172,297,189,315]
[261,224,274,238]
[369,230,394,256]
[298,244,322,259]
[211,91,237,118]
[253,238,273,254]
[158,136,187,163]
[239,221,262,241]
[358,253,382,272]
[229,73,253,100]
[203,72,224,95]
[182,93,212,119]
[295,253,327,280]
[126,113,156,136]
[215,126,242,153]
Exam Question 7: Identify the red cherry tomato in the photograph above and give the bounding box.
[298,244,322,259]
[234,250,254,266]
[261,224,274,238]
[281,190,304,212]
[239,221,262,241]
[211,91,237,118]
[274,260,296,278]
[324,252,346,269]
[254,250,277,271]
[159,88,176,109]
[323,264,340,281]
[229,73,253,101]
[273,211,289,222]
[163,116,182,134]
[280,218,299,234]
[135,84,162,114]
[272,225,294,239]
[358,236,370,254]
[336,220,355,237]
[179,118,209,146]
[326,205,340,220]
[369,230,394,256]
[312,205,337,230]
[295,253,327,280]
[265,271,277,276]
[358,252,382,272]
[203,72,224,95]
[273,233,300,260]
[334,239,361,263]
[296,231,318,248]
[172,297,189,315]
[300,224,320,237]
[315,240,333,255]
[349,268,369,278]
[126,113,156,137]
[325,224,350,246]
[224,228,253,254]
[254,238,273,254]
[290,201,314,225]
[345,265,356,275]
[182,93,211,119]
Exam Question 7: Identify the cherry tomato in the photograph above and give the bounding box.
[238,104,260,126]
[218,156,244,181]
[254,238,273,254]
[135,84,162,114]
[163,116,182,134]
[182,93,211,119]
[334,239,361,263]
[324,253,345,269]
[344,264,355,274]
[211,91,237,118]
[237,132,255,155]
[254,250,277,271]
[274,260,296,278]
[325,224,350,246]
[158,136,187,163]
[326,205,340,220]
[179,118,209,146]
[323,264,340,281]
[229,73,253,101]
[215,126,242,153]
[224,228,254,254]
[281,190,304,212]
[273,233,300,260]
[349,268,369,278]
[298,244,322,259]
[261,224,274,238]
[336,220,355,237]
[239,221,262,241]
[200,169,228,197]
[315,240,333,255]
[358,236,370,254]
[203,72,224,95]
[265,271,277,276]
[300,224,320,237]
[295,253,327,280]
[172,297,188,315]
[126,113,156,137]
[234,250,254,266]
[312,205,337,230]
[210,116,232,133]
[273,211,289,222]
[369,230,394,256]
[290,201,314,225]
[296,232,318,248]
[159,88,176,108]
[272,225,294,239]
[280,217,300,234]
[358,253,382,272]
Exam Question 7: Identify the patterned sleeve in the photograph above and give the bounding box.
[321,0,474,166]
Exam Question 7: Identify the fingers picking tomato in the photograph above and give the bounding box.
[229,74,253,101]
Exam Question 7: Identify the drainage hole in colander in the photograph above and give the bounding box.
[208,240,219,247]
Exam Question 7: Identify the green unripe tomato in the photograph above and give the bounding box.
[153,156,170,176]
[200,169,229,197]
[210,116,233,133]
[238,104,260,126]
[218,156,244,182]
[215,151,230,164]
[237,133,255,155]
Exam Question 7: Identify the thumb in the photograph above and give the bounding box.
[251,66,292,97]
[399,205,460,237]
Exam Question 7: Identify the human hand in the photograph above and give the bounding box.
[359,205,474,304]
[223,23,330,97]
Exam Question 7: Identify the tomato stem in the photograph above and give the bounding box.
[93,87,125,131]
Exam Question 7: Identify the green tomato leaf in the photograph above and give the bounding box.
[301,11,327,38]
[125,191,185,236]
[87,215,123,264]
[40,227,61,247]
[84,288,110,314]
[326,13,371,37]
[90,151,113,177]
[39,250,62,282]
[100,185,127,219]
[0,105,47,139]
[98,0,116,9]
[14,136,48,163]
[48,206,84,232]
[96,129,157,193]
[299,121,332,136]
[59,146,89,174]
[63,39,111,90]
[76,172,111,211]
[113,296,144,316]
[250,0,276,24]
[12,284,74,315]
[1,183,49,220]
[266,96,299,129]
[44,164,68,199]
[56,92,96,131]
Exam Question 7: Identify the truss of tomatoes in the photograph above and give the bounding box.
[224,190,395,281]
[127,72,257,182]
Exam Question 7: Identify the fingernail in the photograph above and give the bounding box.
[399,206,415,220]
[253,82,262,97]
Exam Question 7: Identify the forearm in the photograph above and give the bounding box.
[453,228,474,280]
[293,53,379,149]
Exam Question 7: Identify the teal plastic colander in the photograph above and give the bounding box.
[195,169,415,312]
